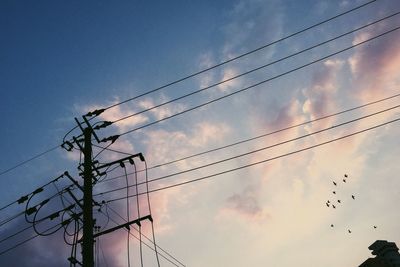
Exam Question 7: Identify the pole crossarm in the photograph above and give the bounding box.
[93,215,153,238]
[93,153,144,171]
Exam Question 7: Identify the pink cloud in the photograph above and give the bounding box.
[138,95,186,121]
[349,15,400,102]
[219,185,270,223]
[302,60,343,131]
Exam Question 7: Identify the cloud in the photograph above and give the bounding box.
[143,121,230,171]
[221,185,270,223]
[222,0,284,58]
[196,52,217,89]
[302,59,343,132]
[138,95,186,121]
[217,67,242,92]
[348,13,400,102]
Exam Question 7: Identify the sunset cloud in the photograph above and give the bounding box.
[349,14,400,102]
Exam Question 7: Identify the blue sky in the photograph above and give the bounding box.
[1,0,400,266]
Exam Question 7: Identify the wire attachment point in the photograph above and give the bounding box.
[85,108,106,117]
[94,121,112,130]
[17,195,29,204]
[100,135,120,144]
[61,141,74,151]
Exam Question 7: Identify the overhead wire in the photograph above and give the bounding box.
[122,166,131,267]
[0,224,32,245]
[97,206,184,267]
[0,0,392,262]
[2,98,397,249]
[106,205,186,267]
[131,161,144,267]
[0,188,78,246]
[144,159,161,267]
[100,0,379,112]
[112,25,400,138]
[0,183,75,241]
[0,232,41,257]
[0,172,65,212]
[104,116,400,203]
[0,216,74,256]
[111,11,400,125]
[0,145,60,178]
[99,239,109,267]
[95,103,400,197]
[0,0,379,181]
[95,91,400,184]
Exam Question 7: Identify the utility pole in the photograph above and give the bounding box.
[19,110,172,266]
[82,127,94,267]
[66,112,156,267]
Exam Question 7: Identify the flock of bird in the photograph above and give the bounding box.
[326,174,377,233]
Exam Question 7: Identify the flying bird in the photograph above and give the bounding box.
[331,224,334,228]
[374,226,377,229]
[333,191,336,194]
[348,229,352,233]
[326,203,330,207]
[337,200,341,203]
[332,205,336,209]
[344,174,348,178]
[352,195,355,200]
[333,181,337,186]
[327,200,330,204]
[343,179,346,183]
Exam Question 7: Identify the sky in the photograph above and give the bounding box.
[1,0,400,266]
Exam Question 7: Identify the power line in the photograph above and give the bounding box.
[0,224,32,245]
[97,206,185,267]
[111,11,400,125]
[0,0,380,182]
[96,91,400,184]
[0,173,65,212]
[113,25,400,138]
[105,116,400,203]
[0,184,74,230]
[95,103,400,197]
[106,205,186,267]
[0,218,70,256]
[0,145,60,177]
[0,232,40,257]
[100,0,379,112]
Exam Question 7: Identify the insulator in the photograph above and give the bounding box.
[40,199,49,206]
[61,141,74,151]
[33,187,44,195]
[94,121,112,130]
[138,153,145,162]
[17,195,29,204]
[100,135,120,144]
[26,207,37,216]
[49,212,60,220]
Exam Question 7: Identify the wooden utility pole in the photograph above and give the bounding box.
[82,127,94,267]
